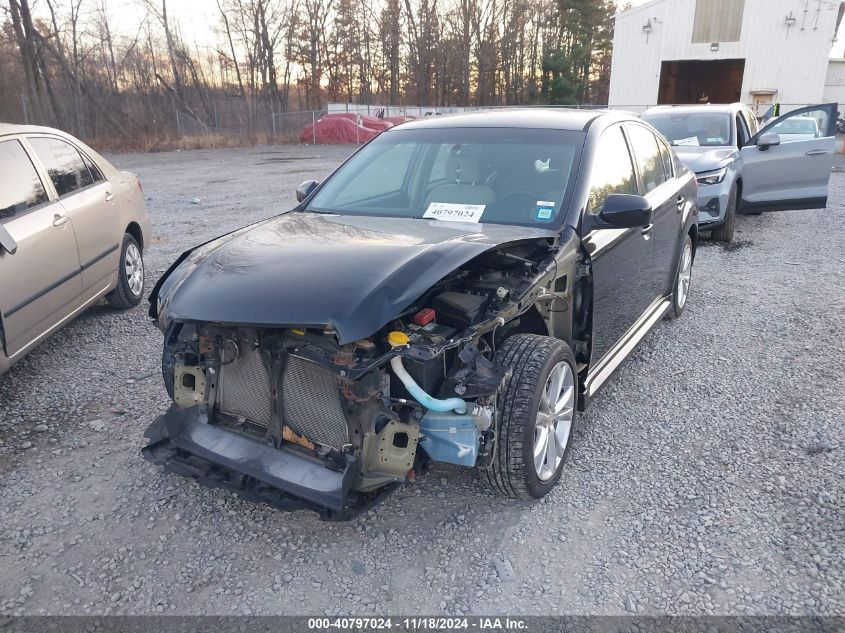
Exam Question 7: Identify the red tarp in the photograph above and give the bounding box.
[299,113,396,144]
[330,113,394,131]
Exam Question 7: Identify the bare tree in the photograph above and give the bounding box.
[378,0,401,104]
[0,0,618,147]
[299,0,332,108]
[144,0,184,97]
[403,0,439,106]
[217,0,246,97]
[9,0,48,123]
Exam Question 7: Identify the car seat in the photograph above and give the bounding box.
[425,149,495,207]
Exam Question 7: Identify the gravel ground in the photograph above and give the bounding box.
[0,144,843,617]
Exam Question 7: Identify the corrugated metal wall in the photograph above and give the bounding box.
[823,58,845,104]
[609,0,844,112]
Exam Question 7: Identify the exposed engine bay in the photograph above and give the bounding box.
[144,235,581,519]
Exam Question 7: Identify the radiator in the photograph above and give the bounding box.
[217,345,273,427]
[281,355,349,450]
[216,347,349,450]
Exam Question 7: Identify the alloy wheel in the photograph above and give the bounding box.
[676,240,692,309]
[533,360,575,481]
[125,243,144,297]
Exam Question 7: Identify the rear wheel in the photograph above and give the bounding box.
[711,183,737,242]
[107,233,144,309]
[479,334,577,499]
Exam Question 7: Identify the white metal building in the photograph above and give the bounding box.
[609,0,845,114]
[823,57,845,103]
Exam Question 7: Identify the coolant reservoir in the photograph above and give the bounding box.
[388,331,410,347]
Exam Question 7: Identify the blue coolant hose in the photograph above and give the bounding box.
[390,355,467,414]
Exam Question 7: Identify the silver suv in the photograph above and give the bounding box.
[642,103,837,242]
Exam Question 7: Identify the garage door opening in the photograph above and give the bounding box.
[658,59,745,104]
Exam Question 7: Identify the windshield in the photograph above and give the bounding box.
[306,127,583,227]
[642,112,733,147]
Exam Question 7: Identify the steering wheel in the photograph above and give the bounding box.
[498,191,538,206]
[484,191,545,223]
[499,191,543,214]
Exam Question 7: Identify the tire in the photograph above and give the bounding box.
[667,233,693,319]
[711,183,737,242]
[479,333,577,500]
[106,233,144,309]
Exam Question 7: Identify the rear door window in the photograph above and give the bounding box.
[0,139,50,221]
[27,136,95,197]
[657,136,674,179]
[625,124,667,194]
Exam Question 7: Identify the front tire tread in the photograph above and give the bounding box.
[479,334,576,500]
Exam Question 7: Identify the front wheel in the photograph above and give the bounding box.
[711,183,737,242]
[479,334,577,499]
[106,233,144,309]
[667,234,693,319]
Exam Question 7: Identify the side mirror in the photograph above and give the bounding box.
[598,194,652,228]
[296,180,318,203]
[0,223,17,255]
[757,132,781,150]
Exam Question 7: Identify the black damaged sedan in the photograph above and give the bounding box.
[145,109,698,519]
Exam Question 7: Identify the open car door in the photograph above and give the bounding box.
[738,103,837,213]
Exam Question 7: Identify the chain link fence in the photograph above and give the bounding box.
[169,105,532,147]
[160,103,836,148]
[12,92,663,148]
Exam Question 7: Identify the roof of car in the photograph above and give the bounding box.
[390,108,628,132]
[642,103,747,116]
[0,122,73,137]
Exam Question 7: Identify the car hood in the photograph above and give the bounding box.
[152,212,557,343]
[672,146,738,173]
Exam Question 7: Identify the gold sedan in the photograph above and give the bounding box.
[0,124,151,375]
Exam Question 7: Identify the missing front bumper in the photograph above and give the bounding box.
[142,406,398,521]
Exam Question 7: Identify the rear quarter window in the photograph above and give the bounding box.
[81,151,105,183]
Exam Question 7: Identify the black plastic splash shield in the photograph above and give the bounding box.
[142,405,398,521]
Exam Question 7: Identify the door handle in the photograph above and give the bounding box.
[52,213,68,227]
[805,149,829,156]
[676,196,686,212]
[105,191,115,202]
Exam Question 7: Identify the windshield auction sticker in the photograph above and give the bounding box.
[423,202,486,223]
[674,136,700,146]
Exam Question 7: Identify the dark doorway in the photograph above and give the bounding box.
[658,59,745,104]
